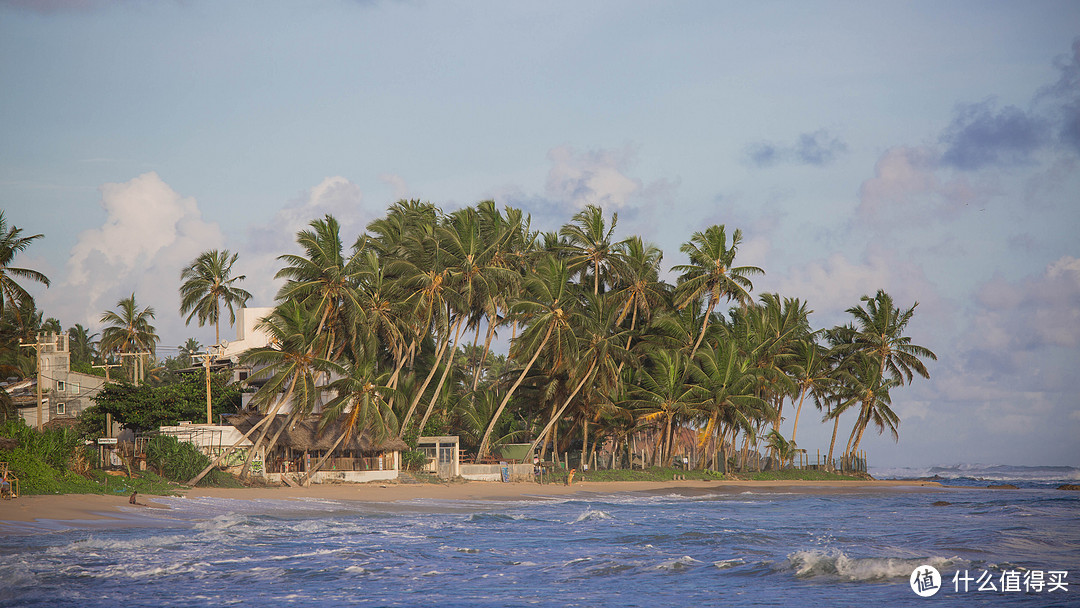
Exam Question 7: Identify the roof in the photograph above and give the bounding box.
[225,414,407,453]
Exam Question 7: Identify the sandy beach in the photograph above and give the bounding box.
[0,479,943,527]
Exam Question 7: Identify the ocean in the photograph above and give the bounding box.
[1,464,1077,607]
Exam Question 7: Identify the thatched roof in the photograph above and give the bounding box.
[225,415,407,453]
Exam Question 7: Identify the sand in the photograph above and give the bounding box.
[0,479,943,528]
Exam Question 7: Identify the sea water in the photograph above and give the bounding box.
[1,465,1077,607]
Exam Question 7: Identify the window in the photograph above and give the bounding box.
[70,381,80,394]
[57,380,65,392]
[56,402,66,415]
[239,371,249,381]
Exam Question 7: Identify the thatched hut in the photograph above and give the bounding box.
[226,415,407,484]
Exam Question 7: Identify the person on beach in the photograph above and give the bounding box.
[565,468,576,486]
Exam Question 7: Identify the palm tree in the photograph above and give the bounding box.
[100,294,159,383]
[560,204,622,295]
[68,323,99,368]
[179,249,253,347]
[787,338,833,443]
[843,289,937,385]
[477,256,579,459]
[179,337,203,368]
[276,215,367,364]
[626,349,704,467]
[0,211,49,317]
[692,342,767,469]
[830,354,902,463]
[235,300,343,478]
[672,225,762,362]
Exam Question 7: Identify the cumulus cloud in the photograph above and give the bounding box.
[745,130,847,167]
[45,171,224,343]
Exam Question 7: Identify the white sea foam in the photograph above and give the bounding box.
[655,556,702,570]
[786,550,962,581]
[713,558,745,569]
[570,508,613,523]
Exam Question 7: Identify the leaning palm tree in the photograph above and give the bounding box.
[830,353,902,464]
[672,225,762,363]
[0,211,49,317]
[477,255,579,459]
[179,249,252,347]
[842,289,937,385]
[100,294,159,383]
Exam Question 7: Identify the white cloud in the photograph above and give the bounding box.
[43,171,224,343]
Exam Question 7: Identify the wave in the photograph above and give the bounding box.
[872,463,1080,483]
[785,550,963,581]
[570,508,614,523]
[654,556,702,571]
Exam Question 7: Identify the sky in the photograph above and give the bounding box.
[2,0,1078,468]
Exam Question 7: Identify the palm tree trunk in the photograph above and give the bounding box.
[418,316,464,433]
[186,380,295,486]
[687,296,717,363]
[398,332,452,434]
[581,418,589,471]
[477,323,555,459]
[472,319,497,391]
[827,413,840,470]
[790,387,807,443]
[301,427,350,485]
[526,359,598,461]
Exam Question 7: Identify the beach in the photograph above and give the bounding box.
[0,478,943,526]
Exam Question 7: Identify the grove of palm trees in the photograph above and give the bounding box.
[0,201,937,478]
[226,200,937,475]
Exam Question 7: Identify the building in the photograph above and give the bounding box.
[5,332,106,427]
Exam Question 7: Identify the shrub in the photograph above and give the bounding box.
[145,435,211,482]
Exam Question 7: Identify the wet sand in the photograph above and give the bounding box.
[0,479,943,527]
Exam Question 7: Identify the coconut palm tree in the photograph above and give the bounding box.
[100,294,159,382]
[672,225,762,362]
[559,204,622,295]
[626,349,705,467]
[179,337,203,368]
[0,211,49,318]
[277,215,367,362]
[843,289,937,385]
[179,249,253,347]
[692,342,767,469]
[829,353,902,464]
[477,255,579,459]
[68,323,99,368]
[787,338,833,443]
[234,300,343,478]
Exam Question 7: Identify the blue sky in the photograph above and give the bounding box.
[2,1,1078,468]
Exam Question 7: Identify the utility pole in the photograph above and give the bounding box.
[20,334,57,430]
[93,361,122,437]
[192,350,216,425]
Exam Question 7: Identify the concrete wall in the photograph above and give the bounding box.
[460,463,534,482]
[266,470,398,484]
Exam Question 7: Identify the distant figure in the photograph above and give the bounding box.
[565,468,576,486]
[129,491,138,505]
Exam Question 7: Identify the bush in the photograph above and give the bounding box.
[145,435,211,482]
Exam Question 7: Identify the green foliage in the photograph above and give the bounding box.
[145,434,210,482]
[91,371,242,432]
[574,467,727,483]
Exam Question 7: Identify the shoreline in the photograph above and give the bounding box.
[0,479,943,528]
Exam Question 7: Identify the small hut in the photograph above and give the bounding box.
[226,415,407,484]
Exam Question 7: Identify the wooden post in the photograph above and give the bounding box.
[20,334,57,430]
